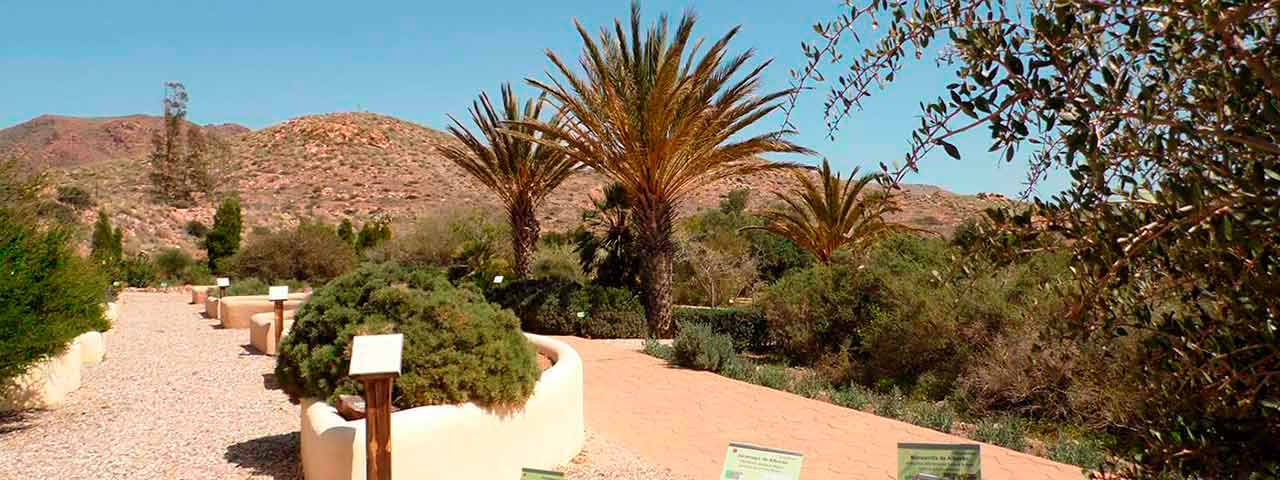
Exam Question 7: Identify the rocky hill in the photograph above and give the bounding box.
[0,114,248,171]
[4,112,1009,253]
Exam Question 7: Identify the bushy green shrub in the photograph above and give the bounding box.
[830,384,874,410]
[642,338,674,362]
[206,196,242,272]
[672,307,769,353]
[902,401,957,433]
[153,248,194,280]
[785,371,829,399]
[225,277,268,296]
[276,263,538,409]
[223,220,355,283]
[1,210,110,383]
[756,262,880,364]
[1048,435,1107,470]
[488,278,645,338]
[972,415,1029,452]
[55,185,93,210]
[672,322,737,372]
[184,220,209,238]
[529,243,586,284]
[752,364,791,390]
[369,208,511,277]
[119,254,158,287]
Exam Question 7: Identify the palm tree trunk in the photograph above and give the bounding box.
[510,199,540,278]
[638,202,675,336]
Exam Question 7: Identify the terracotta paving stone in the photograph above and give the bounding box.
[561,336,1086,480]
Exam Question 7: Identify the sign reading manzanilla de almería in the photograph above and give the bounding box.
[520,467,565,479]
[897,443,981,480]
[720,442,804,479]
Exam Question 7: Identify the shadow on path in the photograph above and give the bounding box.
[224,431,301,480]
[0,410,40,435]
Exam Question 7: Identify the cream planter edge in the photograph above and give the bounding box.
[216,293,310,329]
[300,333,586,480]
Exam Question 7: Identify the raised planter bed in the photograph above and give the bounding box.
[213,293,310,329]
[1,301,114,412]
[248,310,297,355]
[299,333,585,479]
[191,285,215,305]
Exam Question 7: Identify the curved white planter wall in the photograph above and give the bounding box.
[300,333,586,480]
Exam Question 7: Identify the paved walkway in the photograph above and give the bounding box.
[561,337,1085,480]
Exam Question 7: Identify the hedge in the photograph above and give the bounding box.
[488,278,645,338]
[672,306,769,353]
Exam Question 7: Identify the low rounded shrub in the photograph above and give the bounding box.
[672,322,736,372]
[756,263,881,364]
[1,210,110,383]
[489,278,646,338]
[225,277,269,296]
[672,307,768,353]
[224,220,356,284]
[275,263,538,410]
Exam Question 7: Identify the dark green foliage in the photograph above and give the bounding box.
[752,364,790,390]
[641,338,674,362]
[487,278,646,338]
[745,229,812,283]
[55,185,92,210]
[153,248,194,281]
[184,220,209,239]
[118,254,158,287]
[572,183,643,291]
[336,219,354,245]
[354,218,392,251]
[1048,436,1107,470]
[672,322,736,372]
[1,209,109,383]
[275,263,538,409]
[756,262,880,364]
[206,196,241,272]
[90,211,123,263]
[223,220,355,283]
[671,307,768,353]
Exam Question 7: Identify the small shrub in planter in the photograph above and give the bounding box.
[672,307,769,353]
[672,322,736,372]
[276,263,538,410]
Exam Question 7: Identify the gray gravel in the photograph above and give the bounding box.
[0,293,679,480]
[0,292,300,480]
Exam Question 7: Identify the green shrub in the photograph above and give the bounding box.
[719,357,755,382]
[672,322,736,372]
[225,277,268,297]
[369,208,511,276]
[972,416,1029,452]
[752,364,790,390]
[1,210,109,383]
[830,385,874,410]
[1048,435,1107,470]
[756,262,881,364]
[206,196,242,272]
[868,386,908,419]
[488,278,645,338]
[530,243,586,284]
[672,307,769,353]
[184,220,209,238]
[153,248,195,281]
[55,185,93,210]
[903,401,957,433]
[119,254,158,287]
[276,263,538,409]
[786,371,829,399]
[224,220,356,283]
[642,338,675,362]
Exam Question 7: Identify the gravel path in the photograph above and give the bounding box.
[0,293,680,480]
[0,292,301,480]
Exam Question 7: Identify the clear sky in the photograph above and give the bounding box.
[1,1,1067,197]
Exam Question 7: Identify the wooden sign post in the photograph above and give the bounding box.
[268,286,289,348]
[216,277,230,299]
[349,334,403,480]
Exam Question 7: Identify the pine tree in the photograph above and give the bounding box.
[336,218,355,245]
[89,211,122,263]
[205,196,242,272]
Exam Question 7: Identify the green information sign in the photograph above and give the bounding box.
[520,467,565,480]
[897,443,981,480]
[720,442,804,479]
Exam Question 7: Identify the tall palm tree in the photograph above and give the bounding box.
[747,159,914,263]
[517,3,812,334]
[441,83,581,278]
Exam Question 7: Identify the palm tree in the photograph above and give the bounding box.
[518,3,812,334]
[441,83,581,278]
[747,159,914,263]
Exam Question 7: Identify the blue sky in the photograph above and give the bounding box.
[1,1,1066,197]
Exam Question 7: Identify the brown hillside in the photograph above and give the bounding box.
[0,114,248,170]
[14,112,1009,253]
